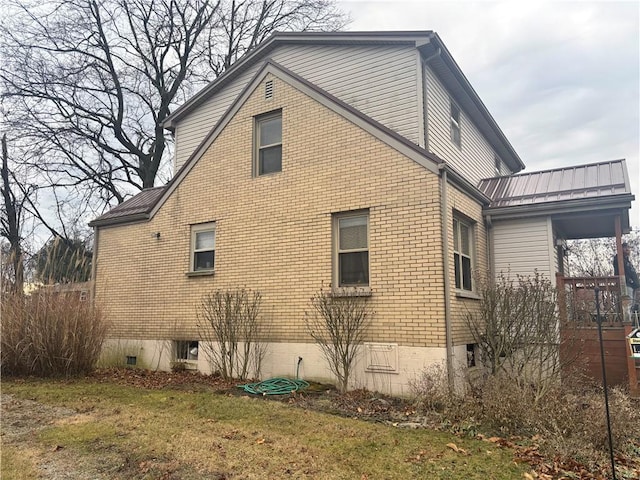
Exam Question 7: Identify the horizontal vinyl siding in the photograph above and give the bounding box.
[174,44,420,171]
[174,65,260,171]
[425,66,496,185]
[492,217,554,280]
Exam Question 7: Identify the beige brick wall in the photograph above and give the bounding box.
[445,183,488,346]
[95,74,453,349]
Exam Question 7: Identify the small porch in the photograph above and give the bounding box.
[556,274,638,394]
[479,159,637,395]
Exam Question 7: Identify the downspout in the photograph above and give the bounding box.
[421,47,441,151]
[439,164,454,389]
[486,214,494,279]
[90,226,99,304]
[421,60,429,150]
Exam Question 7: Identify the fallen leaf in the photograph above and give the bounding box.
[446,443,459,452]
[256,438,265,444]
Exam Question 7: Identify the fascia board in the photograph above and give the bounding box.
[484,194,635,220]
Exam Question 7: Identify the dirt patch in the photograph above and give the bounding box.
[1,393,110,480]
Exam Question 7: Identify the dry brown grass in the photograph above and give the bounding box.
[1,291,108,376]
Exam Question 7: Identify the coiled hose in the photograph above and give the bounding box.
[237,377,309,395]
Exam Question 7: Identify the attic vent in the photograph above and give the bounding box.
[265,80,274,99]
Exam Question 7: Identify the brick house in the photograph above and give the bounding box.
[90,31,635,395]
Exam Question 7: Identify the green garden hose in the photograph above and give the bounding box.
[237,377,309,395]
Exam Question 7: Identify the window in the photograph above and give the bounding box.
[453,216,474,291]
[175,340,198,361]
[466,344,477,367]
[255,110,282,175]
[191,223,215,271]
[335,212,369,286]
[450,100,461,147]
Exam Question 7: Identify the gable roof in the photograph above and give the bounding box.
[91,59,490,227]
[163,30,524,173]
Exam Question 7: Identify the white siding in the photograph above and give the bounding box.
[174,65,260,171]
[425,66,497,185]
[492,217,556,281]
[174,44,420,171]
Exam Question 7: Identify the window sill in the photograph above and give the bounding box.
[331,286,372,298]
[172,360,198,370]
[455,289,480,300]
[186,270,215,278]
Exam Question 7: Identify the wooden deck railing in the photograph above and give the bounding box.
[556,274,622,327]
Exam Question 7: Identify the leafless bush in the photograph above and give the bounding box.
[304,288,372,393]
[409,362,453,412]
[466,272,578,403]
[479,377,640,470]
[412,366,639,472]
[1,290,108,376]
[197,289,266,380]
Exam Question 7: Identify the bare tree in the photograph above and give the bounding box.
[565,232,639,277]
[304,288,372,392]
[0,0,347,219]
[0,134,35,293]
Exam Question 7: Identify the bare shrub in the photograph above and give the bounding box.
[304,288,372,393]
[1,290,108,376]
[197,289,266,380]
[466,272,577,403]
[414,368,640,472]
[409,362,453,412]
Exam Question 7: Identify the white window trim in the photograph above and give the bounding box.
[254,110,282,176]
[450,99,461,148]
[190,222,216,273]
[333,210,370,289]
[453,215,475,292]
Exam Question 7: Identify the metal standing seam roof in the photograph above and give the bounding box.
[478,159,632,208]
[89,186,166,226]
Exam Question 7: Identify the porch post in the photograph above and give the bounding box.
[556,272,567,324]
[614,215,630,324]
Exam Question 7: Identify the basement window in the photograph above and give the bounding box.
[175,340,198,362]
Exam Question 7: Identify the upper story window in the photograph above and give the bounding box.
[191,222,215,272]
[335,211,369,287]
[494,156,502,176]
[453,215,474,291]
[255,110,282,175]
[450,100,461,148]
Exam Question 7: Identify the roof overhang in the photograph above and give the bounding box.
[485,194,634,239]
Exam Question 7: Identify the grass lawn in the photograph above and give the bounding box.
[1,376,530,479]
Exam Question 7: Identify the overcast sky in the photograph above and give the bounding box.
[339,0,640,229]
